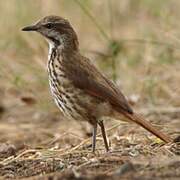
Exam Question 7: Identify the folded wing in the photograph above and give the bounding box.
[64,54,133,114]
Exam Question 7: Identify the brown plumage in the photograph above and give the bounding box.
[22,15,172,152]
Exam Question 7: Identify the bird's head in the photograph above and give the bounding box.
[22,15,79,50]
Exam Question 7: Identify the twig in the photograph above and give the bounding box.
[46,132,84,146]
[76,158,99,170]
[0,149,38,166]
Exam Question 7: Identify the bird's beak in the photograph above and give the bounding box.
[22,24,39,31]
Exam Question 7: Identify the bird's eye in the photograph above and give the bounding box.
[44,23,53,29]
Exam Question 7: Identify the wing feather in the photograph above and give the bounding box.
[64,53,133,114]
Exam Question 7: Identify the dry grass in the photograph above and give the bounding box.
[0,0,179,179]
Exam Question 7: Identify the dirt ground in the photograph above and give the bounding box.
[0,88,179,180]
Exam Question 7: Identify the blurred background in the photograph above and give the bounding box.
[0,0,179,171]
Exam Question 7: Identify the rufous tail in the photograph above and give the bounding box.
[123,112,172,143]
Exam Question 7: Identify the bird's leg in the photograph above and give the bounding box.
[92,123,97,153]
[98,121,109,152]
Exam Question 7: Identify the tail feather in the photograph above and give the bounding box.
[124,112,172,143]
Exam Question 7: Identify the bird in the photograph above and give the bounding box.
[22,15,172,152]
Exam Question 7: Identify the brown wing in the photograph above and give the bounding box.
[64,53,133,114]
